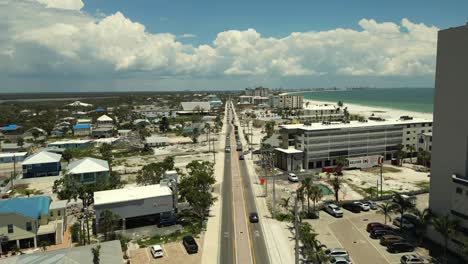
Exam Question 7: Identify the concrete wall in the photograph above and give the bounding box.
[429,25,468,251]
[0,213,37,241]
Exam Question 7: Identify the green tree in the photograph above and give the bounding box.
[108,171,124,189]
[280,197,291,212]
[138,128,151,141]
[331,176,342,202]
[335,156,346,175]
[417,150,431,167]
[179,160,216,226]
[431,214,458,264]
[17,137,24,151]
[99,210,120,241]
[395,144,406,166]
[377,202,395,225]
[298,222,329,264]
[70,222,81,243]
[343,107,349,121]
[299,177,314,213]
[310,185,323,213]
[159,116,170,133]
[99,143,113,165]
[62,149,73,164]
[406,145,416,164]
[392,193,413,231]
[412,207,432,245]
[39,241,49,252]
[91,245,101,264]
[31,129,41,145]
[296,186,306,213]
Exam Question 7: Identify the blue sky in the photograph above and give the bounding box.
[0,0,466,92]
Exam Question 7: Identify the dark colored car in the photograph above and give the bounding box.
[249,212,259,223]
[239,155,244,160]
[368,224,395,233]
[182,236,198,254]
[387,242,414,253]
[370,229,397,239]
[366,222,384,232]
[380,235,405,246]
[402,214,419,225]
[342,202,362,213]
[158,215,177,227]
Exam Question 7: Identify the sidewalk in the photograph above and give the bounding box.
[234,109,295,264]
[201,105,228,264]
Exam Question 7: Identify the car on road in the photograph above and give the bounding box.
[393,217,416,229]
[363,200,377,210]
[239,155,244,160]
[182,236,198,254]
[225,146,231,153]
[150,245,164,258]
[400,254,425,264]
[288,173,299,182]
[330,256,353,264]
[353,201,370,211]
[380,234,405,246]
[325,248,349,258]
[370,228,398,239]
[342,202,362,213]
[249,212,259,223]
[324,204,344,218]
[387,242,415,253]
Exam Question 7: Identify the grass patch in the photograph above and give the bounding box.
[414,181,430,191]
[12,183,43,196]
[363,166,402,174]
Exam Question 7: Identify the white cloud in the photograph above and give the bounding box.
[180,34,197,38]
[0,0,439,83]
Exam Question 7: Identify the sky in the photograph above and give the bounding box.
[1,0,467,93]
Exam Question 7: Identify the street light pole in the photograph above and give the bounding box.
[294,194,299,264]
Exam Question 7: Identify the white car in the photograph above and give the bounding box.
[353,202,370,211]
[324,204,344,218]
[325,248,349,258]
[288,173,299,182]
[330,256,352,264]
[393,217,415,229]
[364,200,377,210]
[400,254,424,264]
[150,245,164,258]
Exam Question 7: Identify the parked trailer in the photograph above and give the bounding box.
[346,155,383,169]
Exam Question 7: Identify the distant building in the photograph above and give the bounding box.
[92,127,114,138]
[22,127,47,142]
[417,132,432,153]
[0,196,67,253]
[67,157,109,185]
[76,118,92,124]
[278,93,304,109]
[0,143,33,153]
[117,129,132,138]
[178,102,211,115]
[428,24,468,256]
[245,87,270,97]
[301,105,344,121]
[0,124,23,141]
[145,136,169,147]
[96,114,114,128]
[73,123,92,136]
[94,184,174,231]
[0,240,123,264]
[22,151,62,178]
[269,95,280,108]
[48,139,93,149]
[133,119,151,127]
[0,152,27,163]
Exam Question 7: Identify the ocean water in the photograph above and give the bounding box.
[299,88,434,113]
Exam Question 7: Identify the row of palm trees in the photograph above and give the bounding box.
[377,193,461,263]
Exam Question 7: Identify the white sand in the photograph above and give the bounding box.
[304,99,433,120]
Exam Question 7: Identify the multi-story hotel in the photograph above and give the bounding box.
[429,24,468,255]
[275,117,433,171]
[278,93,304,109]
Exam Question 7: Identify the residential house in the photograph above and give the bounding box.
[73,124,91,136]
[92,127,114,138]
[178,102,211,115]
[22,127,47,142]
[96,114,114,128]
[0,124,23,142]
[0,196,67,253]
[0,143,33,153]
[22,151,62,178]
[67,157,110,185]
[48,139,93,149]
[0,152,27,163]
[145,136,169,147]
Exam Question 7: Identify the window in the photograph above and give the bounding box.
[406,131,410,134]
[406,138,410,141]
[7,224,13,233]
[456,187,463,194]
[26,222,32,231]
[50,211,53,217]
[58,210,61,216]
[421,130,425,133]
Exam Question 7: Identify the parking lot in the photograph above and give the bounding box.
[307,195,431,264]
[129,236,203,264]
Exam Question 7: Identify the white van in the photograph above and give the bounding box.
[150,245,164,258]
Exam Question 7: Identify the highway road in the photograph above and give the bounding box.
[219,102,270,264]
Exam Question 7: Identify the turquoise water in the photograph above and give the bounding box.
[317,184,334,195]
[298,88,434,113]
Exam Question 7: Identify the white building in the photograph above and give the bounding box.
[96,115,114,128]
[0,152,27,163]
[429,24,468,256]
[94,184,174,231]
[67,157,109,185]
[417,132,432,153]
[275,117,433,171]
[145,136,169,147]
[301,104,344,121]
[245,87,269,97]
[278,93,304,109]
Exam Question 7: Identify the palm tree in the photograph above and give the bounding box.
[331,176,341,202]
[91,245,101,264]
[280,197,291,213]
[377,202,395,225]
[392,193,413,232]
[335,156,346,175]
[300,177,314,213]
[395,144,406,166]
[309,233,330,264]
[99,210,120,241]
[310,185,323,213]
[406,145,416,164]
[418,150,431,167]
[296,187,306,213]
[431,214,458,264]
[412,208,432,245]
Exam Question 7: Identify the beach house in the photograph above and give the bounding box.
[67,157,110,185]
[22,151,62,178]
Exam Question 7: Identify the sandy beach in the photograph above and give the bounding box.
[304,99,433,120]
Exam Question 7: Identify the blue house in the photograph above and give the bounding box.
[22,151,62,178]
[73,123,92,136]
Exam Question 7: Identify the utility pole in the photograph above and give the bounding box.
[294,194,299,264]
[380,161,383,196]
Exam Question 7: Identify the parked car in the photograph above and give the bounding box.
[393,217,415,229]
[353,202,370,211]
[288,173,299,182]
[325,248,349,258]
[330,256,353,264]
[342,203,362,213]
[364,200,377,210]
[249,212,259,223]
[369,224,395,234]
[380,234,405,246]
[392,194,416,207]
[324,204,344,218]
[400,254,424,264]
[239,155,244,160]
[370,229,398,239]
[182,236,198,254]
[366,222,385,232]
[150,245,164,258]
[402,214,420,225]
[387,242,415,253]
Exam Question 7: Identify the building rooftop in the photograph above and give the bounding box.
[180,101,211,111]
[73,124,91,130]
[68,157,109,175]
[303,104,337,111]
[22,151,62,165]
[1,124,19,131]
[97,114,113,122]
[94,184,172,206]
[68,101,93,107]
[0,196,50,219]
[280,118,433,131]
[0,240,122,264]
[50,200,68,210]
[0,152,28,158]
[275,147,304,154]
[48,139,92,145]
[145,136,169,144]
